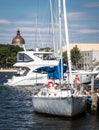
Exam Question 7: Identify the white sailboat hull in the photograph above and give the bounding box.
[32,96,86,117]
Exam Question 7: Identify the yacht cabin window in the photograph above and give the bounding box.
[17,53,33,62]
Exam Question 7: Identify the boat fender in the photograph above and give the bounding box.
[48,81,54,88]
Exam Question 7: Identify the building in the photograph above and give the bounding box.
[62,43,99,51]
[12,29,26,50]
[62,43,99,70]
[80,50,99,70]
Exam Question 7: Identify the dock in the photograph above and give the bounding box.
[85,76,99,113]
[0,69,17,72]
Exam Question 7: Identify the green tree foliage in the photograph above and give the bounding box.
[71,45,81,67]
[62,45,81,67]
[63,51,68,64]
[39,47,53,52]
[0,44,23,68]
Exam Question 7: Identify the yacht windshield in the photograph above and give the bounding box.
[17,53,33,62]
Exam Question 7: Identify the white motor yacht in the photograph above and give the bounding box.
[64,69,99,85]
[92,65,99,79]
[5,50,59,86]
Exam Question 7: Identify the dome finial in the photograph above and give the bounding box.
[17,29,20,35]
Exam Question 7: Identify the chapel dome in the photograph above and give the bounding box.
[12,30,25,45]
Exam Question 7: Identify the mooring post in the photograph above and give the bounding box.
[91,75,98,113]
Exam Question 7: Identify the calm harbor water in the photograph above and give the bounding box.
[0,72,99,130]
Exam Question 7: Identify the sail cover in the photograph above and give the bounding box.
[48,59,67,79]
[35,60,67,79]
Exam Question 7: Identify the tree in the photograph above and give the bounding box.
[39,47,53,52]
[63,51,68,64]
[0,44,23,68]
[62,45,81,68]
[71,45,81,68]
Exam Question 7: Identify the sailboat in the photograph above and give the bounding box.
[32,0,87,117]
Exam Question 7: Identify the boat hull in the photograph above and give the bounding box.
[4,74,48,86]
[32,96,86,117]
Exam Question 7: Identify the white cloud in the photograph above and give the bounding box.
[0,19,11,24]
[13,21,34,25]
[81,2,99,8]
[68,12,92,20]
[75,29,99,34]
[25,13,48,18]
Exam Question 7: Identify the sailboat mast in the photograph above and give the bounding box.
[58,0,63,83]
[50,0,55,52]
[63,0,73,86]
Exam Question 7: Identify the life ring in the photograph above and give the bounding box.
[48,81,54,88]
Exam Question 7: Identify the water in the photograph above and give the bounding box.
[0,72,99,130]
[0,72,15,84]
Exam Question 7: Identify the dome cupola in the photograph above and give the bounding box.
[12,29,25,45]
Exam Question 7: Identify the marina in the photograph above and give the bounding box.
[0,0,99,129]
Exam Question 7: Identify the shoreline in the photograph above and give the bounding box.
[0,69,17,72]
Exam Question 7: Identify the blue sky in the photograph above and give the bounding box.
[0,0,99,49]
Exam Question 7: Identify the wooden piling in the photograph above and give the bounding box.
[91,93,98,113]
[91,76,98,113]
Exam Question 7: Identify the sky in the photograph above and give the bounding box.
[0,0,99,50]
